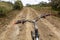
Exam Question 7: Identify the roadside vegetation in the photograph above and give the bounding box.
[13,1,23,10]
[50,0,60,17]
[0,1,13,18]
[0,0,23,34]
[26,0,60,17]
[0,1,23,18]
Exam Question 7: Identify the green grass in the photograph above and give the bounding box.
[0,1,13,18]
[30,6,59,17]
[0,1,13,11]
[0,1,22,34]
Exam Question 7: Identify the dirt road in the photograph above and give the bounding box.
[0,7,60,40]
[30,8,60,40]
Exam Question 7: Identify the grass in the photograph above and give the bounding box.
[31,6,52,14]
[0,10,20,34]
[0,1,21,34]
[0,1,13,12]
[30,6,59,17]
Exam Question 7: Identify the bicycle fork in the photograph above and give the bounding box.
[31,22,39,40]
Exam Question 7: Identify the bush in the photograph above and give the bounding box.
[0,6,7,17]
[50,0,60,11]
[13,1,23,10]
[0,1,13,18]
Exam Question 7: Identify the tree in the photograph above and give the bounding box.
[50,0,60,11]
[13,0,23,10]
[38,1,48,7]
[26,4,31,7]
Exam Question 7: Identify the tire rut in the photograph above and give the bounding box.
[0,8,27,40]
[30,8,60,40]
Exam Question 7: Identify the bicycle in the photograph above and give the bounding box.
[15,18,40,40]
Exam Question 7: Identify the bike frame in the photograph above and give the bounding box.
[15,19,40,40]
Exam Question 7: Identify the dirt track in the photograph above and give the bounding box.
[0,7,60,40]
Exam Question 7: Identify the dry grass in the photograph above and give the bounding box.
[0,10,20,34]
[31,6,59,17]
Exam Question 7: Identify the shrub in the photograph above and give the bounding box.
[13,1,23,10]
[0,1,13,18]
[0,6,7,17]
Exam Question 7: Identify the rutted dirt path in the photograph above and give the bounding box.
[0,7,60,40]
[25,8,33,40]
[30,8,60,40]
[0,8,27,40]
[46,16,60,30]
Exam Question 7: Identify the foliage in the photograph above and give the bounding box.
[0,1,23,18]
[50,0,60,11]
[26,4,31,7]
[26,1,50,7]
[38,1,49,7]
[0,1,13,17]
[0,6,7,17]
[13,1,23,10]
[49,0,60,17]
